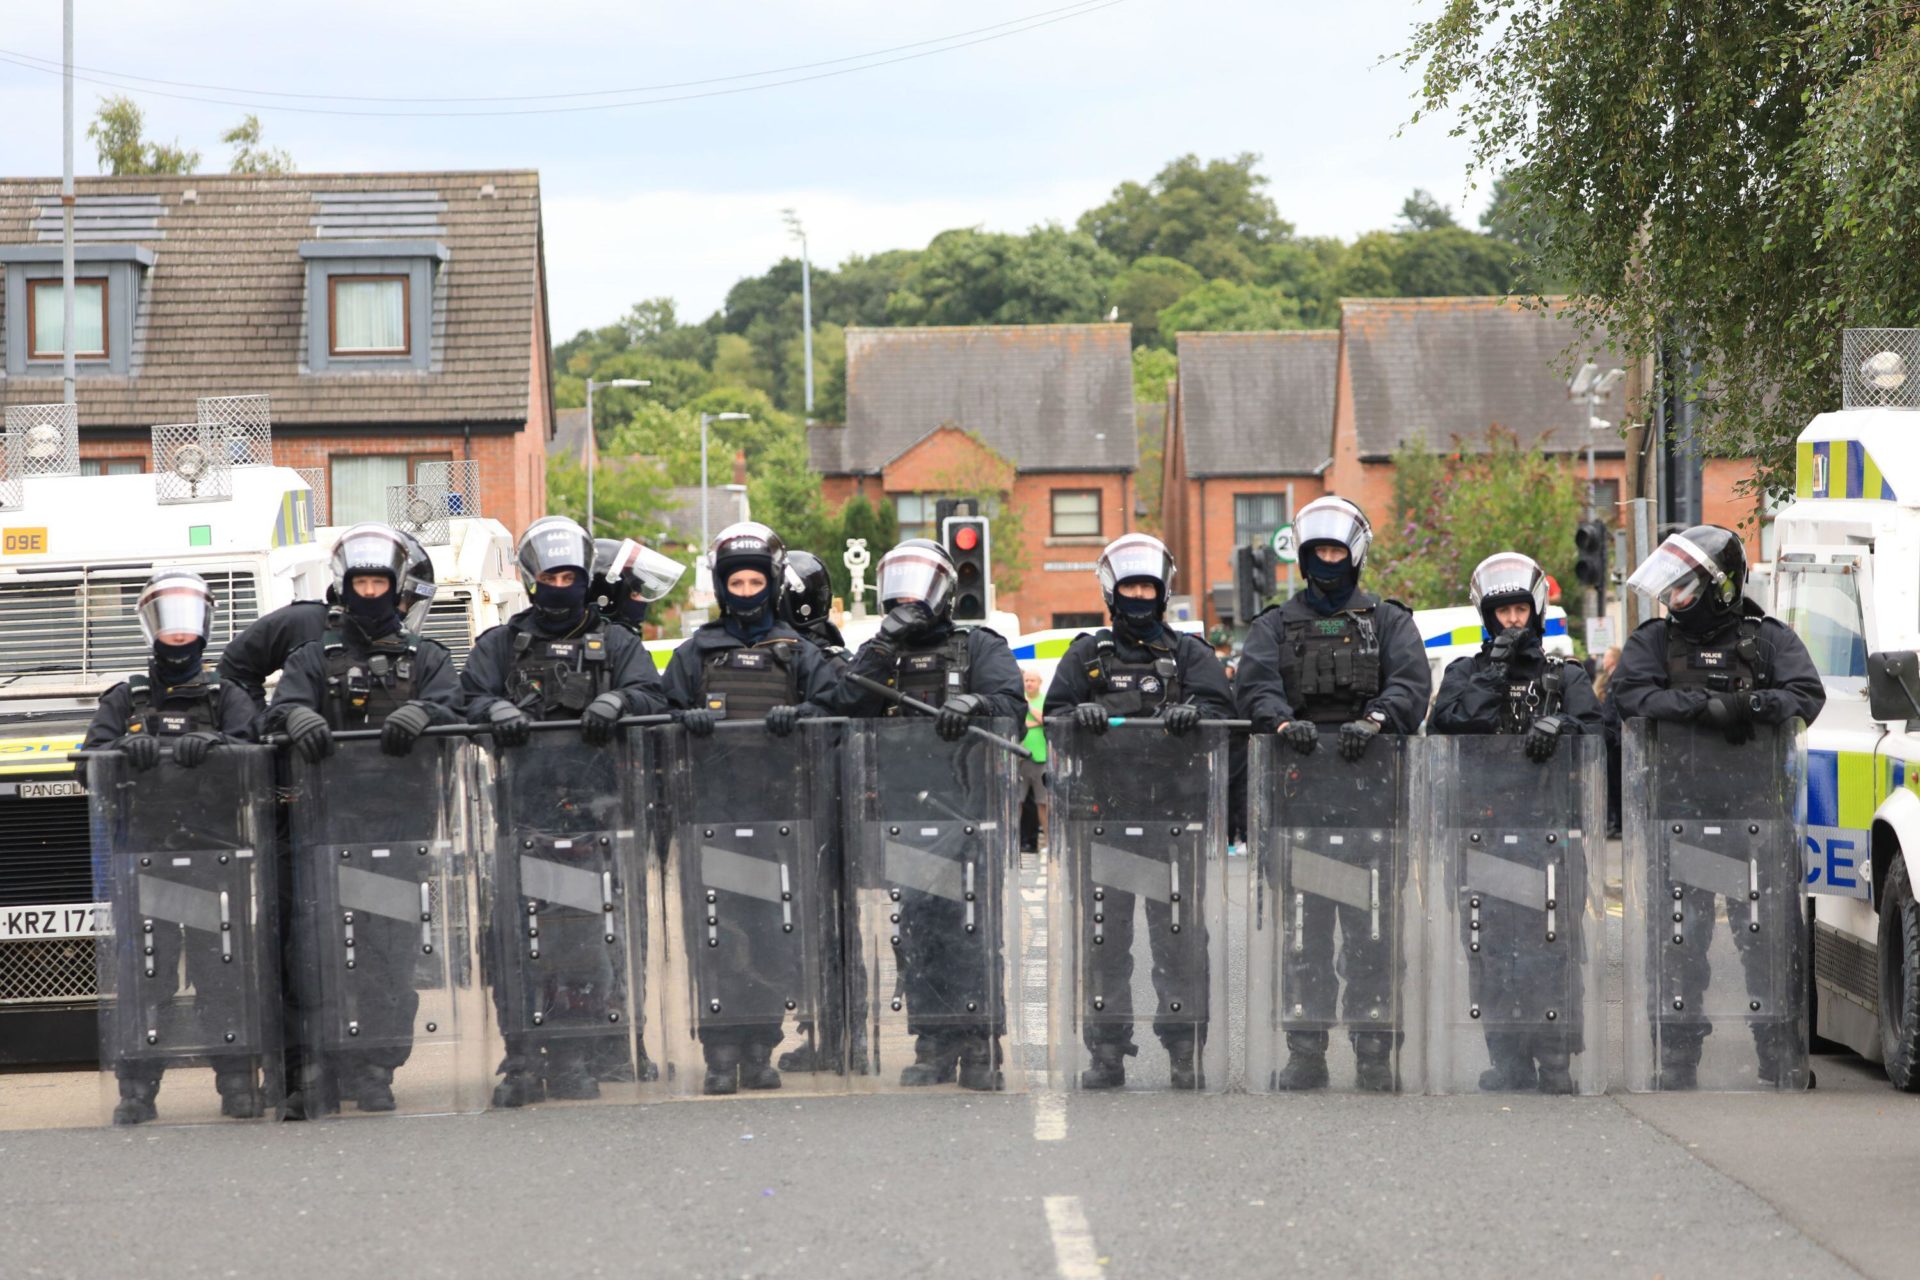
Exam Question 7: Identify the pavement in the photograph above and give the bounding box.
[1,845,1914,1279]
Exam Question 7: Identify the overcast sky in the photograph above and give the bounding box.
[0,1,1487,338]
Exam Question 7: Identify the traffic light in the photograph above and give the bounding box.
[935,497,979,527]
[1574,520,1609,589]
[1234,544,1279,625]
[943,514,991,623]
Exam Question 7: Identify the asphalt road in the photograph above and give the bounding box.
[2,848,1914,1279]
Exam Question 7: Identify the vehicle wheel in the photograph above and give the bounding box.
[1876,854,1920,1091]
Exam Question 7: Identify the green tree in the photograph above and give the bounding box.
[1397,188,1458,232]
[1157,279,1304,335]
[87,95,198,175]
[222,114,294,175]
[1401,0,1920,494]
[887,225,1117,327]
[1111,256,1203,348]
[1390,227,1516,296]
[1254,237,1351,327]
[1131,346,1178,403]
[1078,153,1294,281]
[545,452,671,542]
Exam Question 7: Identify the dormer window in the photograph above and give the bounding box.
[300,240,445,373]
[28,278,108,359]
[328,274,410,357]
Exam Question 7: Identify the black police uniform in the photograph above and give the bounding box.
[264,612,464,1097]
[1045,624,1236,1067]
[462,607,668,1094]
[84,666,259,1110]
[1430,628,1604,1090]
[1612,597,1824,1078]
[842,622,1025,1076]
[216,600,329,709]
[1233,587,1432,1072]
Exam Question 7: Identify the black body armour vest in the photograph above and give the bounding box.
[125,673,222,738]
[319,616,421,730]
[508,623,612,717]
[699,640,800,721]
[1277,605,1383,723]
[880,631,972,714]
[1495,656,1567,735]
[1082,630,1183,717]
[1664,617,1771,695]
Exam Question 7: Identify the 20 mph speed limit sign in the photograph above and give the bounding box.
[1269,524,1297,564]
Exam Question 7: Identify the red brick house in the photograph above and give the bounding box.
[1161,330,1338,627]
[809,324,1138,631]
[0,171,554,533]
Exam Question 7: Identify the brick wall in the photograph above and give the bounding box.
[1182,473,1329,627]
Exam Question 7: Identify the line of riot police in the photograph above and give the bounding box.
[72,494,1823,1126]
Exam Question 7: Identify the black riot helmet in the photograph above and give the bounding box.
[1294,495,1372,594]
[1095,532,1177,613]
[1627,524,1748,639]
[1468,551,1550,638]
[330,522,437,635]
[875,539,958,621]
[710,521,786,624]
[782,549,835,633]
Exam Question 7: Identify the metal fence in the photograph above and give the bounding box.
[1842,329,1920,410]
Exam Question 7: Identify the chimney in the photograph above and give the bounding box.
[732,449,748,487]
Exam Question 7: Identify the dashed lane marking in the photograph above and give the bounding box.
[1043,1194,1103,1278]
[1033,1090,1066,1141]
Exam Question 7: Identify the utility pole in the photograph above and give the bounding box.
[62,0,76,405]
[783,209,814,419]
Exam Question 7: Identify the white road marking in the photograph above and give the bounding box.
[1043,1194,1103,1278]
[1033,1090,1067,1141]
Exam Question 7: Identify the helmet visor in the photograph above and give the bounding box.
[878,547,954,613]
[1627,535,1725,609]
[518,519,594,580]
[331,525,412,589]
[1469,553,1547,614]
[1295,504,1367,556]
[1096,537,1175,598]
[137,576,215,644]
[611,540,686,602]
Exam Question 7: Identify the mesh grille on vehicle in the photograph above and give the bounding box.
[0,793,92,908]
[420,591,475,665]
[1842,328,1920,410]
[0,569,258,684]
[0,938,97,1003]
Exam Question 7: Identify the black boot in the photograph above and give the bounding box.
[589,1035,637,1084]
[703,1043,741,1096]
[1273,1031,1329,1091]
[493,1062,546,1108]
[112,1077,158,1126]
[1353,1035,1395,1093]
[1165,1037,1204,1091]
[354,1065,397,1112]
[900,1032,960,1087]
[1535,1051,1574,1095]
[216,1070,264,1119]
[740,1042,783,1091]
[1079,1042,1129,1090]
[1657,1031,1703,1091]
[957,1035,1004,1092]
[546,1047,602,1101]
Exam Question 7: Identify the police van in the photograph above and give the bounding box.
[1763,329,1920,1088]
[0,438,522,1066]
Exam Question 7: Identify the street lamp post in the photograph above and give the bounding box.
[584,377,648,536]
[1569,362,1626,519]
[783,210,814,420]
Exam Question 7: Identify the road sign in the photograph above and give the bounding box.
[1269,524,1297,564]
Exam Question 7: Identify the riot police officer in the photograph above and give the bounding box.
[83,569,260,1124]
[1614,524,1824,1087]
[1233,495,1431,1090]
[1044,533,1236,1089]
[782,549,847,652]
[591,536,686,636]
[1429,552,1604,1092]
[660,522,843,1095]
[263,523,464,1112]
[461,516,670,1107]
[842,539,1026,1089]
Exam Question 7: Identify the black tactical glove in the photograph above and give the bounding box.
[935,693,982,742]
[680,707,716,738]
[1524,714,1567,763]
[380,702,433,758]
[284,705,335,764]
[487,701,531,749]
[1747,689,1797,726]
[1702,692,1754,745]
[765,703,811,738]
[878,602,934,647]
[1338,717,1381,761]
[1162,703,1202,736]
[117,733,161,772]
[580,692,626,746]
[1487,627,1525,680]
[1278,719,1319,756]
[1073,702,1110,735]
[171,731,219,769]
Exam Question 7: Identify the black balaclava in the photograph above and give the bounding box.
[614,589,651,628]
[342,572,403,639]
[1302,545,1358,615]
[1669,592,1737,642]
[1110,579,1167,644]
[151,638,207,687]
[717,555,776,644]
[531,574,591,637]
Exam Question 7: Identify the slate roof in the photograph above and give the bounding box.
[1340,297,1615,459]
[0,171,547,431]
[1175,330,1337,476]
[812,324,1137,475]
[659,485,749,543]
[553,406,589,463]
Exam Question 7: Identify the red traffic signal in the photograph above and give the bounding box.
[952,525,980,552]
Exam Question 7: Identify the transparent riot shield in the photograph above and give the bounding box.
[91,746,281,1126]
[1424,734,1605,1095]
[654,720,841,1097]
[1046,720,1228,1092]
[480,727,646,1108]
[1623,719,1809,1091]
[290,736,487,1117]
[1246,734,1420,1093]
[842,717,1023,1093]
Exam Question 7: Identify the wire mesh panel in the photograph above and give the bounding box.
[416,459,480,518]
[0,436,20,512]
[386,484,450,545]
[4,403,80,479]
[196,394,273,467]
[151,422,233,505]
[1842,329,1920,410]
[294,467,330,525]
